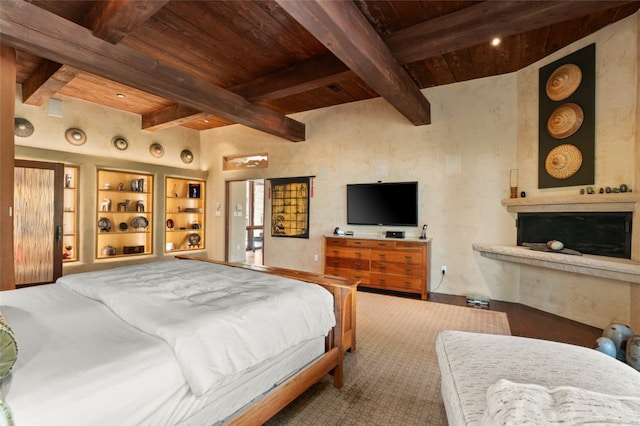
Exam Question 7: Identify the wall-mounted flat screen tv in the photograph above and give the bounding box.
[346,181,418,227]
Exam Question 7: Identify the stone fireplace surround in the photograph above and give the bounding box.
[475,192,640,281]
[474,192,640,330]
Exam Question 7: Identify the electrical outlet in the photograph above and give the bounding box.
[314,254,319,262]
[441,265,447,274]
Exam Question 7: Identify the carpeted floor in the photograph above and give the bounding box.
[266,291,511,425]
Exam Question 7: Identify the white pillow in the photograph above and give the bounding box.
[481,379,640,425]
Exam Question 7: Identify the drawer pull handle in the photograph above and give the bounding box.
[355,252,361,256]
[405,268,413,272]
[378,278,385,283]
[354,262,361,267]
[332,260,339,265]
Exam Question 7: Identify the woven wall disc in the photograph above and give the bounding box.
[149,142,164,158]
[14,118,34,137]
[545,144,582,179]
[65,128,86,145]
[546,63,582,101]
[180,149,194,164]
[547,103,584,139]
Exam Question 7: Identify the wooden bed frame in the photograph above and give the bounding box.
[176,256,358,425]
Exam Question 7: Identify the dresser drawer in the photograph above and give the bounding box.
[347,239,395,249]
[371,261,423,277]
[371,249,424,264]
[326,267,369,283]
[325,237,348,247]
[325,256,370,271]
[325,247,370,259]
[395,241,424,251]
[369,273,423,291]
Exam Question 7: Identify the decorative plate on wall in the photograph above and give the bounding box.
[545,144,583,179]
[65,128,87,146]
[546,103,584,139]
[112,136,129,151]
[545,63,582,101]
[180,149,194,164]
[149,143,164,158]
[14,118,34,137]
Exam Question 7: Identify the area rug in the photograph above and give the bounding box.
[266,291,511,425]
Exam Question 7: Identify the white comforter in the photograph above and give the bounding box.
[58,259,335,397]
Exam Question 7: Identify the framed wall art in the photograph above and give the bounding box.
[270,177,310,238]
[538,43,595,188]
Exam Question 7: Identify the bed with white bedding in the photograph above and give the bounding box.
[0,258,357,425]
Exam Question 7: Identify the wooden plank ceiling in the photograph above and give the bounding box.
[2,0,639,141]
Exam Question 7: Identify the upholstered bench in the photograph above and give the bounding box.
[435,330,640,425]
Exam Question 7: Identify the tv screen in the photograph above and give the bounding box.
[347,181,418,227]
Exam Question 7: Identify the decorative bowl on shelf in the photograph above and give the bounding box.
[131,216,149,229]
[188,233,201,247]
[101,245,116,256]
[97,217,111,232]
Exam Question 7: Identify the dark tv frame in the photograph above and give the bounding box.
[346,181,418,227]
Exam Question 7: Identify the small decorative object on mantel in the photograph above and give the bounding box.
[522,241,582,256]
[112,136,129,151]
[509,169,518,198]
[65,128,86,146]
[149,142,164,158]
[14,118,34,137]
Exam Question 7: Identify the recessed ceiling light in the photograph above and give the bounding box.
[204,119,209,123]
[491,37,501,46]
[116,93,126,98]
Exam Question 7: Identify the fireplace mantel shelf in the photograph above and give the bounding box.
[502,193,639,213]
[473,244,640,284]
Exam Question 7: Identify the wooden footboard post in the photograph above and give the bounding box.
[322,280,357,388]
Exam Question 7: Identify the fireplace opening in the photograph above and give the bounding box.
[517,212,632,259]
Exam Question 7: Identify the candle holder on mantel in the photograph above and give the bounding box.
[510,169,519,198]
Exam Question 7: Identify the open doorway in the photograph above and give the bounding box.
[225,179,264,266]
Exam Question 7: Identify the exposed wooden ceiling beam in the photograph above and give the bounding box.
[22,61,78,106]
[21,1,165,107]
[142,104,208,131]
[84,0,169,44]
[275,0,431,126]
[386,0,637,64]
[236,0,637,103]
[0,0,305,141]
[230,55,352,102]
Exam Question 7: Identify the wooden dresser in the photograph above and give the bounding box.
[324,236,431,300]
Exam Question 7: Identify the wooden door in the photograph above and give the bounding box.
[14,160,64,286]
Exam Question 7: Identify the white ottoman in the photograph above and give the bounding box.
[436,330,640,425]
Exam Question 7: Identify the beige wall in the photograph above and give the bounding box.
[513,13,639,329]
[200,75,519,302]
[13,90,207,275]
[201,12,639,329]
[13,12,639,329]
